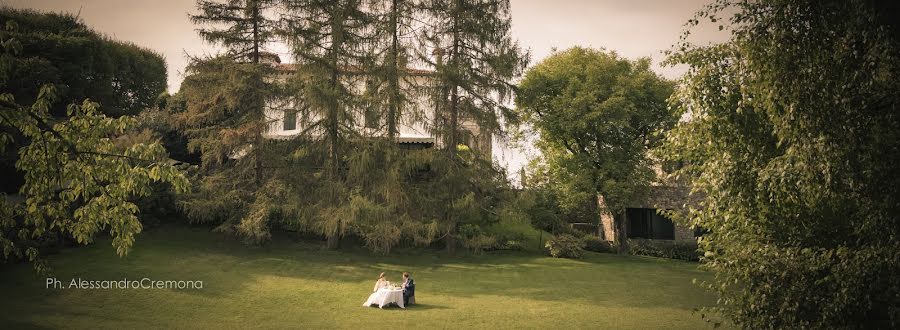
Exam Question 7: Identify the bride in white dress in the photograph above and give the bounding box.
[363,272,389,307]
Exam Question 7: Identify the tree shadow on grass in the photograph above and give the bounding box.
[1,224,714,319]
[401,303,451,311]
[142,227,708,311]
[363,303,451,311]
[0,318,54,330]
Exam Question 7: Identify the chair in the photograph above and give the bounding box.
[404,280,416,305]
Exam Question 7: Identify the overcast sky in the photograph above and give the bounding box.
[2,0,726,182]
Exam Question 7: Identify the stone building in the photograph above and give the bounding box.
[259,53,492,158]
[597,185,702,243]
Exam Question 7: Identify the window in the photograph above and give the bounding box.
[625,208,675,240]
[363,79,380,129]
[283,109,297,131]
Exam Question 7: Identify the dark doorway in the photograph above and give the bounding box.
[625,208,675,240]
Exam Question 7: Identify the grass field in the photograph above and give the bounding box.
[0,225,720,329]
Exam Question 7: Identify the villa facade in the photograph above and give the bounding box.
[259,53,492,158]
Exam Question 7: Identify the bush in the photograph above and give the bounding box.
[581,235,615,253]
[490,232,525,251]
[461,234,497,255]
[545,234,585,259]
[627,239,699,261]
[500,239,525,251]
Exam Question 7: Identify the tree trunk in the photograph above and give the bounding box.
[613,211,627,254]
[386,0,399,139]
[324,5,344,250]
[446,226,456,255]
[443,3,461,256]
[538,230,543,250]
[251,3,263,188]
[327,234,340,249]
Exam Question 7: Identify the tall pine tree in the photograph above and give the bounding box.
[420,0,527,253]
[280,0,374,249]
[370,0,423,139]
[186,0,279,186]
[175,0,282,243]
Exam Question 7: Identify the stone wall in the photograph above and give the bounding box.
[674,223,695,241]
[597,185,702,243]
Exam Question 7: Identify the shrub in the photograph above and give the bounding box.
[581,235,615,253]
[627,239,699,262]
[545,234,585,259]
[501,239,524,251]
[461,234,497,255]
[490,232,526,251]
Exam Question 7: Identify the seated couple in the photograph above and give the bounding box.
[363,272,415,308]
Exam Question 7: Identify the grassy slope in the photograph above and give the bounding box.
[0,225,719,329]
[484,218,551,251]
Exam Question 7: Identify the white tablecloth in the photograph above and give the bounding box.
[363,288,405,308]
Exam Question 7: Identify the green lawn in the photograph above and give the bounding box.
[0,225,720,329]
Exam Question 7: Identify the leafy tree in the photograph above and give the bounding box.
[662,0,900,327]
[0,8,167,193]
[411,149,511,253]
[0,27,188,273]
[420,0,528,253]
[515,47,675,252]
[0,8,167,118]
[133,93,201,165]
[526,155,598,228]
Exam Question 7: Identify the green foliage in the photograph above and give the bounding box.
[132,100,199,164]
[174,56,278,243]
[0,13,188,273]
[174,56,276,168]
[545,234,585,259]
[525,157,597,227]
[662,0,900,327]
[253,139,510,254]
[178,0,283,243]
[491,232,525,251]
[176,0,526,255]
[0,85,189,273]
[515,47,676,250]
[0,7,167,117]
[423,0,528,154]
[368,0,421,138]
[626,239,699,262]
[191,0,279,62]
[278,0,375,249]
[457,224,497,254]
[581,235,614,254]
[484,206,547,252]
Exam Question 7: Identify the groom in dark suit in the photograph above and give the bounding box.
[402,272,415,306]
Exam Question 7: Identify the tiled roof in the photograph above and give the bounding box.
[274,63,435,76]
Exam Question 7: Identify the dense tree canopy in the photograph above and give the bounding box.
[421,0,528,253]
[0,25,188,273]
[174,0,288,247]
[172,0,526,254]
[515,47,675,251]
[369,0,421,139]
[278,0,376,249]
[0,8,169,194]
[662,0,900,327]
[0,7,167,118]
